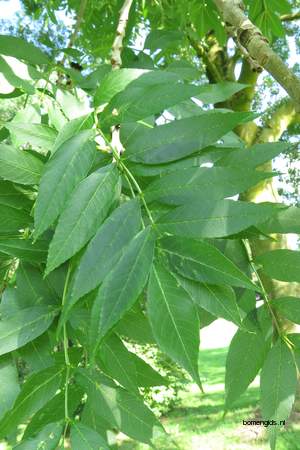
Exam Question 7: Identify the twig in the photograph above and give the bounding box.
[62,263,72,445]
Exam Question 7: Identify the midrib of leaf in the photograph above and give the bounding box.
[0,242,45,254]
[153,266,197,380]
[99,231,151,335]
[48,169,116,268]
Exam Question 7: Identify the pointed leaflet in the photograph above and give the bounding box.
[89,227,155,352]
[271,297,300,324]
[14,423,63,450]
[0,355,20,420]
[157,199,278,238]
[147,264,200,385]
[123,111,254,164]
[225,320,270,408]
[76,368,163,445]
[0,305,58,356]
[46,165,120,274]
[255,249,300,282]
[160,235,256,290]
[34,130,95,239]
[144,166,274,205]
[260,339,297,450]
[0,143,43,185]
[18,333,54,372]
[70,423,109,450]
[97,333,165,394]
[174,274,242,326]
[67,199,141,312]
[0,365,64,438]
[0,203,31,232]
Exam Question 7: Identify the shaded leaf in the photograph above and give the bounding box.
[0,355,20,420]
[71,422,110,450]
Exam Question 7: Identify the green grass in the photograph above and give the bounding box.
[118,347,300,450]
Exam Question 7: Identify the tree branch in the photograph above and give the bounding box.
[281,11,300,22]
[213,0,300,109]
[111,0,134,69]
[187,32,223,83]
[110,0,134,156]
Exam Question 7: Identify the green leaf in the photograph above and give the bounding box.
[147,264,200,385]
[0,203,31,232]
[5,123,57,153]
[14,422,63,450]
[0,56,35,94]
[71,422,109,450]
[258,205,300,234]
[0,238,48,263]
[174,274,242,326]
[260,339,297,450]
[97,333,165,394]
[0,180,32,210]
[15,262,60,308]
[18,333,54,372]
[216,142,290,168]
[46,165,120,274]
[144,166,273,205]
[0,365,64,438]
[0,305,58,356]
[94,68,149,106]
[159,235,256,290]
[0,355,20,420]
[115,302,155,344]
[23,384,83,439]
[157,199,277,238]
[52,114,94,154]
[255,249,300,282]
[271,297,300,324]
[0,34,49,65]
[76,368,163,445]
[34,130,95,239]
[89,227,155,353]
[101,78,250,127]
[0,143,44,185]
[67,199,141,316]
[144,30,183,52]
[225,321,269,408]
[123,111,254,164]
